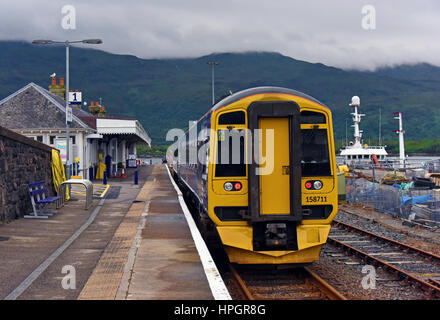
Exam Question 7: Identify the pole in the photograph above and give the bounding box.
[345,119,348,146]
[372,162,376,184]
[211,64,215,105]
[379,107,382,146]
[66,43,70,181]
[207,62,219,105]
[399,114,405,165]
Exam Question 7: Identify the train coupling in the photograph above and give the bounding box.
[265,223,288,247]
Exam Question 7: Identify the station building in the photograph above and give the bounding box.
[0,79,151,179]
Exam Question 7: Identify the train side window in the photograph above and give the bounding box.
[215,129,246,177]
[300,111,326,124]
[218,111,246,125]
[301,129,331,176]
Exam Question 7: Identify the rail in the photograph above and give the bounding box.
[329,219,440,298]
[228,264,347,300]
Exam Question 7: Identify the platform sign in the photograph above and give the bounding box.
[66,106,73,125]
[127,154,137,168]
[69,91,82,105]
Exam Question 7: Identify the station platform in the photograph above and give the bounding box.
[0,165,228,300]
[79,164,225,300]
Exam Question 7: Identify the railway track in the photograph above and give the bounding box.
[329,219,440,298]
[229,264,347,300]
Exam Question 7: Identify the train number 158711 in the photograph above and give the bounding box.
[305,196,327,203]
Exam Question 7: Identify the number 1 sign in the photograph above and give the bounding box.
[68,91,82,105]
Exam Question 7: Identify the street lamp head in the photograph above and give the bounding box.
[32,40,54,45]
[82,39,103,44]
[32,39,103,45]
[207,61,219,66]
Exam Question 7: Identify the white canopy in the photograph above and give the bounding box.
[96,118,151,146]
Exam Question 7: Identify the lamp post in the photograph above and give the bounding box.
[32,39,102,179]
[207,61,219,105]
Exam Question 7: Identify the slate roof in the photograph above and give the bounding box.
[0,83,93,130]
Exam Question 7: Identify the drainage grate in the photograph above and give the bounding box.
[0,237,9,242]
[105,186,122,199]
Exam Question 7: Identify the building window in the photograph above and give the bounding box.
[70,135,76,145]
[50,136,56,144]
[36,136,43,142]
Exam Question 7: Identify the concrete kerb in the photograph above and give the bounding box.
[165,165,231,300]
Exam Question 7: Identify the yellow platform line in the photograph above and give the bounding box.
[69,184,110,198]
[98,184,111,198]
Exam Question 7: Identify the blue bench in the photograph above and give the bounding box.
[25,181,61,219]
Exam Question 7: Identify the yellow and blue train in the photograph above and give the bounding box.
[169,87,338,264]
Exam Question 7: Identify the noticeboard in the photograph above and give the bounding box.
[54,138,73,164]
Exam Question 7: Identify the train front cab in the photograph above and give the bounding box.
[208,94,338,264]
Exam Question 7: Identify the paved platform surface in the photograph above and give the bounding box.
[0,164,214,300]
[0,166,152,299]
[80,165,213,300]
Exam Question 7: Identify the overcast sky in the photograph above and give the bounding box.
[0,0,439,70]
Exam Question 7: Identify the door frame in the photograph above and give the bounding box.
[246,101,302,222]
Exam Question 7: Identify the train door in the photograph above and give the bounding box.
[258,117,290,215]
[246,101,302,223]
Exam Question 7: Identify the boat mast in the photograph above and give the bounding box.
[350,96,364,148]
[393,112,405,165]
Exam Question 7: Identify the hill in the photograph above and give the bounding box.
[1,41,440,144]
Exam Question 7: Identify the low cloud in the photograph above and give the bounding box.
[0,0,439,70]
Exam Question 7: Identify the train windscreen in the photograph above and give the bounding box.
[215,129,246,177]
[301,129,331,176]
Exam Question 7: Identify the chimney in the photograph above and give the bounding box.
[49,76,65,100]
[98,105,107,117]
[89,101,101,116]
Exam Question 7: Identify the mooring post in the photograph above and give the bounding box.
[103,171,107,185]
[134,170,138,185]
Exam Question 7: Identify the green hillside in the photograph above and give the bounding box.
[1,41,440,144]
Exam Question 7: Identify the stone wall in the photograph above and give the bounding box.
[0,126,53,222]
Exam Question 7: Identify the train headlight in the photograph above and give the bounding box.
[313,180,323,190]
[224,182,233,191]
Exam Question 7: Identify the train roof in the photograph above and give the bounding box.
[210,86,328,112]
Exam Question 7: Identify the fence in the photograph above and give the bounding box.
[346,176,440,222]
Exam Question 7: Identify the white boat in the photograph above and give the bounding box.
[340,96,388,163]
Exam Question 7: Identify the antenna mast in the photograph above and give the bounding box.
[393,112,405,165]
[350,96,364,148]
